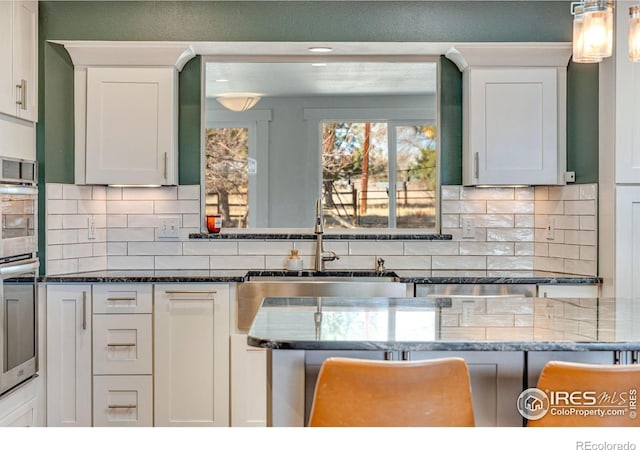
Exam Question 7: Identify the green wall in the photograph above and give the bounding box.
[38,0,597,186]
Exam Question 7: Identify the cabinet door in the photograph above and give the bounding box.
[154,284,230,427]
[85,67,177,185]
[465,67,561,185]
[12,0,37,122]
[46,285,92,427]
[0,1,13,116]
[411,351,525,427]
[230,333,267,427]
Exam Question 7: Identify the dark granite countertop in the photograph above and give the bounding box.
[40,269,602,285]
[189,232,453,240]
[247,296,636,352]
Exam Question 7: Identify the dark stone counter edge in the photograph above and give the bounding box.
[39,270,602,284]
[189,233,453,240]
[247,337,640,352]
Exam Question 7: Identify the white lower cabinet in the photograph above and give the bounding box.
[45,284,92,427]
[0,377,40,426]
[154,284,230,426]
[230,334,267,427]
[93,375,153,427]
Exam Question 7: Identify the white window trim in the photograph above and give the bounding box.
[202,102,272,228]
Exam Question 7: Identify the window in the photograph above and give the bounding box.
[204,125,251,228]
[321,120,437,230]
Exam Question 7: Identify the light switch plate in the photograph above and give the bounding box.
[158,216,180,239]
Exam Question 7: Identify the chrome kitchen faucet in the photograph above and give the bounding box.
[313,198,339,272]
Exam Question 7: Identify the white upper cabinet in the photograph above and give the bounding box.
[446,44,571,186]
[55,41,196,186]
[0,0,38,122]
[84,67,178,185]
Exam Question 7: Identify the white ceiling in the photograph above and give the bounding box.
[205,61,438,97]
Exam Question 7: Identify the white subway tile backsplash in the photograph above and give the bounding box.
[460,187,514,200]
[128,242,183,256]
[487,256,533,270]
[47,200,78,215]
[349,241,403,256]
[107,256,155,270]
[107,201,154,215]
[154,200,200,214]
[487,201,533,214]
[78,200,107,215]
[432,256,486,270]
[78,256,107,273]
[62,243,94,259]
[178,185,200,200]
[155,255,209,271]
[48,215,63,230]
[404,241,459,256]
[107,242,128,256]
[239,241,295,256]
[459,242,513,256]
[209,255,265,270]
[47,229,78,245]
[487,228,534,242]
[441,200,486,214]
[44,183,598,276]
[564,200,596,216]
[108,228,155,242]
[62,185,92,200]
[183,241,238,256]
[47,183,63,200]
[441,185,460,200]
[122,186,177,201]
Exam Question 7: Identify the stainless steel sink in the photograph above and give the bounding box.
[237,271,409,331]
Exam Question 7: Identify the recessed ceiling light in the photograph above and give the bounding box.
[311,63,327,67]
[215,79,229,83]
[308,46,333,53]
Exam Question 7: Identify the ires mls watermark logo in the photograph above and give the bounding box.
[517,387,638,421]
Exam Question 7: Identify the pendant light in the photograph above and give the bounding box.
[571,1,613,63]
[630,5,640,61]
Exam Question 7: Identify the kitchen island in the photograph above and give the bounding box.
[247,296,639,427]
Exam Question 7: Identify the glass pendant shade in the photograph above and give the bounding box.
[581,1,613,59]
[630,6,640,62]
[573,5,603,63]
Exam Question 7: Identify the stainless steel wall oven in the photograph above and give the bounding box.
[0,157,38,397]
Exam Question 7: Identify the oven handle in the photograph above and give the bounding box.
[0,260,39,276]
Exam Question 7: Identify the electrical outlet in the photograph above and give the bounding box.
[462,300,474,325]
[158,216,180,239]
[462,218,475,239]
[87,216,96,240]
[545,217,555,240]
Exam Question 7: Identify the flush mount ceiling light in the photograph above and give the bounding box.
[216,93,262,112]
[571,1,613,63]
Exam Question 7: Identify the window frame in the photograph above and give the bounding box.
[305,108,440,233]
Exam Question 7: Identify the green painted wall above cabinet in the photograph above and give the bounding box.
[38,1,596,185]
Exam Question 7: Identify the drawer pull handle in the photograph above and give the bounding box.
[107,343,137,347]
[108,405,137,409]
[106,297,136,302]
[165,290,217,296]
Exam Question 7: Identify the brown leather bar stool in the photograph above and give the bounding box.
[528,361,640,427]
[307,356,475,427]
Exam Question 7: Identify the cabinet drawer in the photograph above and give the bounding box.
[93,315,152,375]
[93,284,152,314]
[93,375,152,427]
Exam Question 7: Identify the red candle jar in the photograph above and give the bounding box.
[206,214,222,233]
